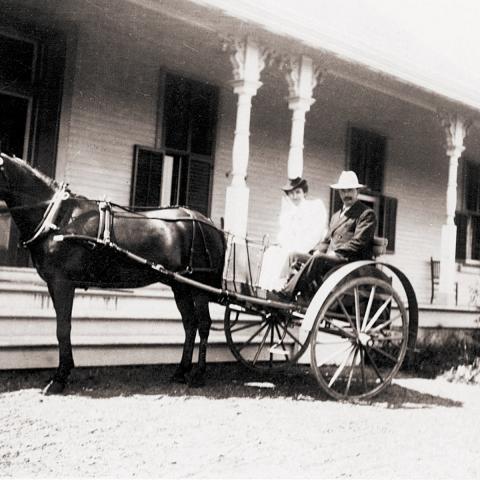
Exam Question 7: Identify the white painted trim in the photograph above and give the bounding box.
[161,155,174,206]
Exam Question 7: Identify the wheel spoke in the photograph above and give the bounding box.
[314,342,353,368]
[354,286,361,331]
[322,319,357,340]
[252,323,272,365]
[335,297,357,332]
[364,346,385,383]
[282,323,304,347]
[237,321,269,353]
[360,347,367,392]
[369,344,399,363]
[230,319,264,334]
[272,323,290,359]
[364,294,393,332]
[360,285,376,332]
[344,348,359,396]
[375,332,404,342]
[369,313,403,333]
[328,345,356,388]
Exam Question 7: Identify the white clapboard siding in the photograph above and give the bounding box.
[0,268,234,370]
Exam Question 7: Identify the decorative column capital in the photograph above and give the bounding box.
[439,112,471,158]
[281,55,324,111]
[222,36,271,91]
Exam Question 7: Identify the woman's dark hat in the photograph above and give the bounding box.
[281,177,308,193]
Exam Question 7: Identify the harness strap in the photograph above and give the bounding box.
[23,183,70,246]
[179,213,215,275]
[97,200,113,243]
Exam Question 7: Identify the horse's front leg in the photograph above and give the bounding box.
[43,280,75,395]
[189,292,212,388]
[171,285,197,384]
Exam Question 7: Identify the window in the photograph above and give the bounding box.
[336,126,397,253]
[131,73,218,215]
[0,31,64,267]
[456,159,480,262]
[348,127,385,194]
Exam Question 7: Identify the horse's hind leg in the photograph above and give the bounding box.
[43,280,75,395]
[189,292,212,388]
[171,285,197,383]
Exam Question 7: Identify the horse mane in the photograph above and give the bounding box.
[10,155,61,190]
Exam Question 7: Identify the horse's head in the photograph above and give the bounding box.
[0,152,57,206]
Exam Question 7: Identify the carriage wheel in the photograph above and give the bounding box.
[224,305,309,372]
[310,276,408,401]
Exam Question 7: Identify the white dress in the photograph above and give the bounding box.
[258,197,327,291]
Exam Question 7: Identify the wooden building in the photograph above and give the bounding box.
[1,0,479,368]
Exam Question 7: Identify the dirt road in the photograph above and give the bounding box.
[0,364,479,479]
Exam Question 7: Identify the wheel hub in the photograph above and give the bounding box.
[357,332,371,346]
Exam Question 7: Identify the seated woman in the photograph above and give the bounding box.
[258,177,327,291]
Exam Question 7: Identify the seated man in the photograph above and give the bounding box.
[276,170,377,301]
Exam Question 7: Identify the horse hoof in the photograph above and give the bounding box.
[42,379,66,395]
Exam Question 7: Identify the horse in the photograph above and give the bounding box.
[0,153,226,394]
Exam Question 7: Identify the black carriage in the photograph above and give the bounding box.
[221,234,418,401]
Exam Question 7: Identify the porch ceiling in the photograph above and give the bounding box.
[2,0,480,126]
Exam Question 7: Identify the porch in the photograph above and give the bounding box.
[0,268,478,370]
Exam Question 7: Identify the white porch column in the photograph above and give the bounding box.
[438,113,470,304]
[223,37,268,237]
[283,56,322,179]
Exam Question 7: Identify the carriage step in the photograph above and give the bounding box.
[269,344,294,356]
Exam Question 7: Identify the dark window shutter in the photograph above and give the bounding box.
[455,213,468,261]
[369,136,385,193]
[471,216,480,260]
[164,75,190,151]
[329,188,343,219]
[348,127,385,194]
[186,159,211,215]
[380,195,397,253]
[131,147,163,209]
[465,160,480,213]
[190,82,218,156]
[349,128,366,186]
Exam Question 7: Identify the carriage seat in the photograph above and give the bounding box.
[289,236,388,271]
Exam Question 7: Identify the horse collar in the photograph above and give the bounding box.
[23,182,70,247]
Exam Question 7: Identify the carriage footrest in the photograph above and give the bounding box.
[269,344,291,356]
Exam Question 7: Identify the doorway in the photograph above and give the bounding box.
[0,92,31,266]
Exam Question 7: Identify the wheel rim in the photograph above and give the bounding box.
[225,305,308,372]
[310,277,408,400]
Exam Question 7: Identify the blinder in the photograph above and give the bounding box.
[0,155,9,184]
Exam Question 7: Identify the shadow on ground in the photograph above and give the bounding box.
[0,363,462,408]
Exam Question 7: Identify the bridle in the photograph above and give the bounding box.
[0,154,70,246]
[0,156,8,183]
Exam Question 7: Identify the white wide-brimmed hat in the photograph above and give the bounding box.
[330,170,365,189]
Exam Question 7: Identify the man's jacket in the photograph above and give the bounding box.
[315,200,377,261]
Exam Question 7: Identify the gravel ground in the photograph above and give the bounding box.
[0,363,479,479]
